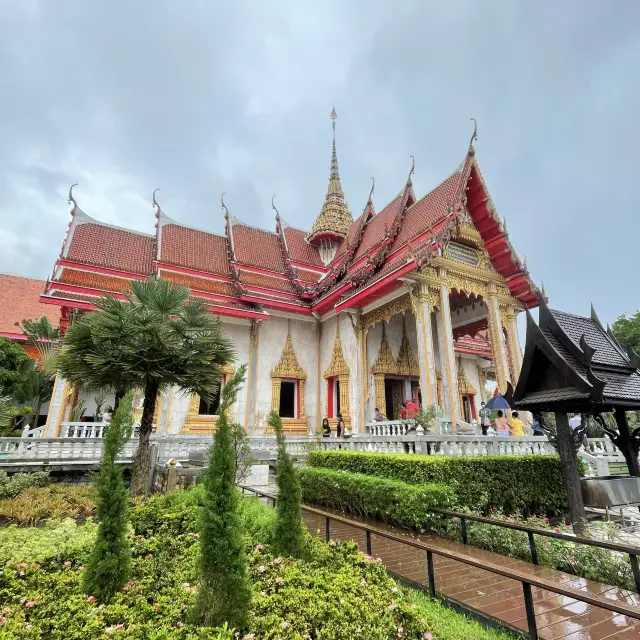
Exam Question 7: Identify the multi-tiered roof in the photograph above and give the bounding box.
[41,118,539,319]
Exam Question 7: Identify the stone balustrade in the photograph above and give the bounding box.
[60,422,107,438]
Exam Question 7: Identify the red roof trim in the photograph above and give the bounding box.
[40,295,97,312]
[51,282,127,301]
[184,289,242,304]
[57,260,145,281]
[334,260,415,312]
[207,305,268,320]
[240,295,312,313]
[236,264,291,280]
[243,285,300,301]
[289,261,327,273]
[0,331,27,341]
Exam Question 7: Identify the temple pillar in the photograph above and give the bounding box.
[436,272,458,430]
[246,320,260,433]
[45,373,68,437]
[486,284,510,394]
[503,307,522,380]
[411,283,438,410]
[374,374,386,418]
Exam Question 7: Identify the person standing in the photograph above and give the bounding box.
[479,401,491,436]
[374,407,385,422]
[495,410,510,435]
[510,411,525,436]
[321,418,331,438]
[336,413,345,438]
[532,417,544,436]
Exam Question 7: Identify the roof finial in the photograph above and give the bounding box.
[523,255,528,272]
[221,192,229,220]
[469,118,478,148]
[407,155,415,186]
[331,106,337,139]
[152,188,161,214]
[502,216,508,234]
[271,194,280,222]
[68,183,78,213]
[367,177,375,205]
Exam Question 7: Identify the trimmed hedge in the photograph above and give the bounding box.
[298,466,454,531]
[307,451,574,517]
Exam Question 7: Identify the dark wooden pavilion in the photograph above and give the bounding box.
[505,298,640,534]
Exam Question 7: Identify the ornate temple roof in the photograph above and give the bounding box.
[42,119,539,320]
[306,109,353,245]
[508,298,640,412]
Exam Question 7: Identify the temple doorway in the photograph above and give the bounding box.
[461,395,472,423]
[384,378,404,419]
[279,381,295,418]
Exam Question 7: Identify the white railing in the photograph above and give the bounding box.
[60,422,107,438]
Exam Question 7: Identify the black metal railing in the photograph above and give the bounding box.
[240,485,640,640]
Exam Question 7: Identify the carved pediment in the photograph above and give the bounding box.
[272,323,306,380]
[372,324,398,375]
[324,322,350,378]
[396,320,419,377]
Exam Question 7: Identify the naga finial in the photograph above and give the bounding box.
[523,255,528,271]
[367,177,375,205]
[221,192,229,219]
[68,183,79,212]
[407,155,415,185]
[502,216,508,234]
[271,194,280,221]
[469,118,478,148]
[152,188,161,213]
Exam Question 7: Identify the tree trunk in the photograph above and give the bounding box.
[130,379,159,496]
[555,412,588,536]
[615,408,640,476]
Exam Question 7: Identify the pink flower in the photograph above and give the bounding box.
[146,554,153,559]
[257,565,266,573]
[64,561,72,567]
[19,563,27,569]
[272,557,282,565]
[425,633,432,640]
[360,579,367,586]
[87,596,96,603]
[255,544,263,552]
[2,608,9,614]
[115,624,125,631]
[176,621,184,628]
[24,624,33,631]
[155,604,162,612]
[363,555,374,563]
[0,616,5,625]
[281,621,289,629]
[25,601,35,608]
[570,556,577,564]
[329,540,336,547]
[78,566,85,571]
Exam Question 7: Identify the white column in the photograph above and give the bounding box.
[486,286,510,393]
[436,275,459,430]
[413,284,438,409]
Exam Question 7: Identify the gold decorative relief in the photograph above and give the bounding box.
[396,319,419,377]
[457,361,477,396]
[372,324,398,375]
[362,294,412,331]
[323,322,350,378]
[183,363,235,434]
[271,323,307,381]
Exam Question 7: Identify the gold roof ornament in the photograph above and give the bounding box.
[323,321,350,378]
[307,108,353,244]
[457,359,477,395]
[372,323,399,375]
[397,318,420,377]
[271,321,307,379]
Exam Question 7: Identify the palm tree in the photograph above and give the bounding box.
[57,278,235,495]
[20,317,61,375]
[13,360,53,428]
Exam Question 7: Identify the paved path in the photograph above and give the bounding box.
[243,486,640,639]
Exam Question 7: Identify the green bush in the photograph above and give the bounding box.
[308,451,571,516]
[83,392,132,601]
[269,410,306,558]
[0,488,515,640]
[196,366,251,629]
[299,467,454,531]
[0,471,49,499]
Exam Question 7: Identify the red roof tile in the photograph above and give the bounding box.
[239,270,296,294]
[294,268,323,283]
[283,227,324,268]
[331,211,367,265]
[0,274,60,337]
[352,193,405,263]
[161,271,235,297]
[58,268,133,294]
[160,224,230,277]
[67,223,155,275]
[232,224,286,273]
[389,171,461,253]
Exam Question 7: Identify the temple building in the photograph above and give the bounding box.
[40,112,540,435]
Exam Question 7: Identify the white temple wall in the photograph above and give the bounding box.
[365,322,382,420]
[460,356,483,419]
[253,316,319,434]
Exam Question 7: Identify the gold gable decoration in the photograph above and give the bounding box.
[372,324,398,375]
[323,322,350,379]
[396,319,419,377]
[271,325,307,380]
[457,360,476,396]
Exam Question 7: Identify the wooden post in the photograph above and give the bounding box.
[555,412,588,536]
[614,408,640,477]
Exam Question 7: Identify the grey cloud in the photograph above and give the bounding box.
[0,0,638,328]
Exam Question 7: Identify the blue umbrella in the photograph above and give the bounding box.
[484,395,510,411]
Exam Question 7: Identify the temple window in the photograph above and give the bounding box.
[269,322,308,433]
[323,322,350,426]
[183,363,235,433]
[198,386,221,416]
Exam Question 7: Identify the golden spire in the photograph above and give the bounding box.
[307,107,353,245]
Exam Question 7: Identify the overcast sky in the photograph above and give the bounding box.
[1,0,638,333]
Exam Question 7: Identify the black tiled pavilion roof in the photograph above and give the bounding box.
[507,298,640,412]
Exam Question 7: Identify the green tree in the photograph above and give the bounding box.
[230,422,256,484]
[83,391,132,601]
[196,364,251,629]
[612,310,640,354]
[57,278,234,495]
[20,317,61,375]
[12,360,53,428]
[269,410,306,558]
[0,396,14,436]
[0,337,29,396]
